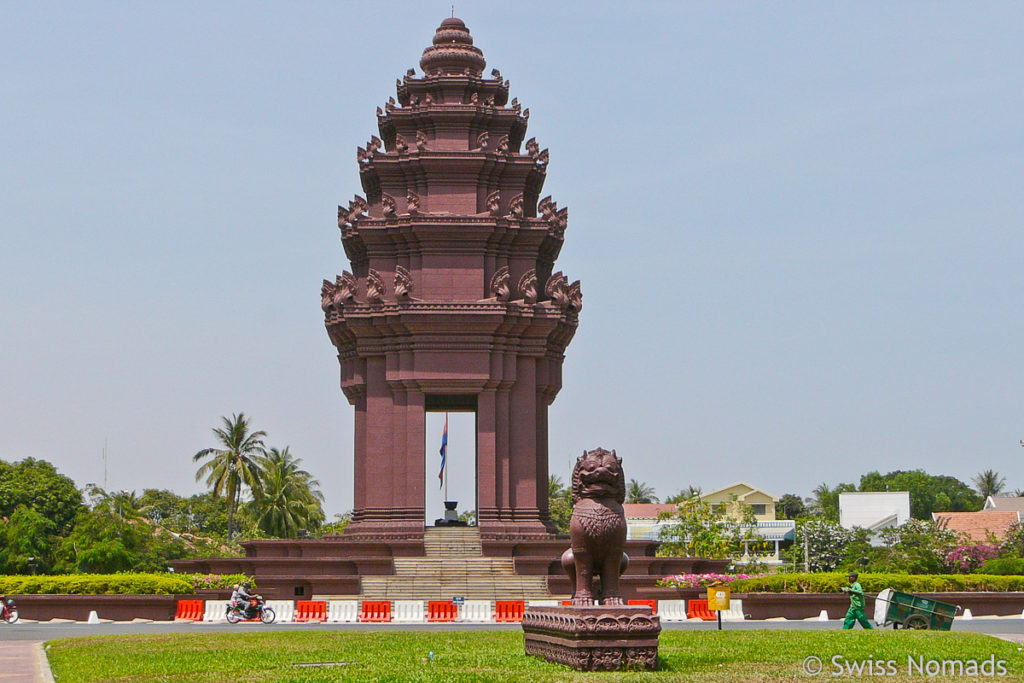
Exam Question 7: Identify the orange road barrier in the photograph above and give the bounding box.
[628,599,657,614]
[174,599,204,621]
[359,600,392,622]
[494,600,525,622]
[427,600,457,622]
[687,599,716,621]
[294,600,327,623]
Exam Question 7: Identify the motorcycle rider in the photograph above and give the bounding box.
[230,584,252,615]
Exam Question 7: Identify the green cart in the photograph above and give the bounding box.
[873,588,960,630]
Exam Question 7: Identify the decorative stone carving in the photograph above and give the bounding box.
[333,272,357,307]
[415,130,428,152]
[560,448,628,606]
[486,190,500,216]
[551,206,568,235]
[423,93,433,105]
[496,135,509,155]
[490,67,501,79]
[470,92,479,104]
[406,67,415,77]
[506,193,523,219]
[545,271,570,308]
[522,605,660,672]
[537,148,549,167]
[523,107,530,119]
[538,195,556,219]
[320,279,335,313]
[394,133,408,154]
[525,137,539,159]
[394,265,413,299]
[475,131,489,151]
[338,195,368,231]
[567,280,583,312]
[489,266,510,302]
[367,136,381,154]
[381,193,396,217]
[376,106,383,117]
[406,190,420,215]
[366,269,385,303]
[518,269,538,304]
[385,97,396,113]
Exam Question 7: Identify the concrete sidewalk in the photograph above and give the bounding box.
[0,641,56,683]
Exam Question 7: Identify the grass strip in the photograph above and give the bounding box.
[46,629,1022,682]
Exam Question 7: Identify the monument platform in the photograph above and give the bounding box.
[523,605,661,671]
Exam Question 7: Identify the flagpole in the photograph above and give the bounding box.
[443,412,449,502]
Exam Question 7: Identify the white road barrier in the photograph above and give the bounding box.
[720,599,745,621]
[393,600,425,623]
[327,600,359,623]
[657,600,688,622]
[459,600,492,623]
[527,600,559,608]
[203,601,227,623]
[265,600,294,623]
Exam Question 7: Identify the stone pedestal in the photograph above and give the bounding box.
[522,605,660,671]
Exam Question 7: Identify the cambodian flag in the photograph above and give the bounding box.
[438,413,448,487]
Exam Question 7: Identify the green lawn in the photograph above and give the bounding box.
[46,629,1022,682]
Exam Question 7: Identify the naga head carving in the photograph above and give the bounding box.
[571,448,624,505]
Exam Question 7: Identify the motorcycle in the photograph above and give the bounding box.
[225,594,274,624]
[1,595,18,624]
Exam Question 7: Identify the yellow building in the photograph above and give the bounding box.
[700,482,778,521]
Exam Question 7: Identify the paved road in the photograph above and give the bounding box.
[5,618,1024,641]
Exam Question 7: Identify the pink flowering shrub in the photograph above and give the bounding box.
[944,544,1000,573]
[658,572,764,589]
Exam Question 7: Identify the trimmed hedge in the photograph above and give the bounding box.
[0,573,253,595]
[730,572,1024,594]
[977,558,1024,576]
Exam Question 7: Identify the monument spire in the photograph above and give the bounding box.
[324,16,581,541]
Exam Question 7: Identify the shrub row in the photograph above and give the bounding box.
[978,558,1024,576]
[0,573,253,595]
[730,573,1024,594]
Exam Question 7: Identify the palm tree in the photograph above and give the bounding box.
[626,479,658,504]
[664,486,702,504]
[549,475,567,500]
[249,447,324,538]
[972,470,1006,499]
[193,413,267,540]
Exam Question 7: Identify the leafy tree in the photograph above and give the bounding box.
[54,506,190,574]
[657,497,758,559]
[248,447,324,538]
[873,519,959,574]
[797,520,853,572]
[972,469,1006,499]
[663,486,702,504]
[548,475,572,535]
[0,458,83,534]
[808,482,855,521]
[626,479,659,504]
[859,470,981,518]
[318,512,352,537]
[0,505,56,574]
[193,413,267,540]
[776,493,806,520]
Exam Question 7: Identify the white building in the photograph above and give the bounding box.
[838,491,911,543]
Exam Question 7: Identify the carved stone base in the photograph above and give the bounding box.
[522,606,660,671]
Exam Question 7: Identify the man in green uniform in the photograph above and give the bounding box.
[841,571,873,629]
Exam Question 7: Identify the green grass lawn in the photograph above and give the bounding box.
[46,629,1022,682]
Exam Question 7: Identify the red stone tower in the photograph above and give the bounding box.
[322,17,581,542]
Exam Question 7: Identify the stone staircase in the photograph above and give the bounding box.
[358,527,553,600]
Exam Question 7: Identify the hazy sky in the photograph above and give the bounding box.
[2,2,1022,520]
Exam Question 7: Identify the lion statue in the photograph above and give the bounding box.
[560,447,629,606]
